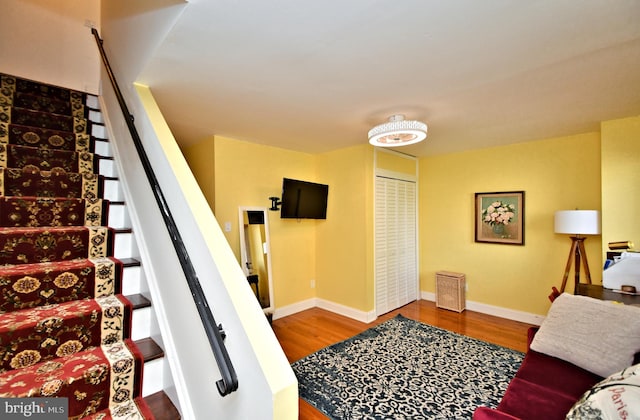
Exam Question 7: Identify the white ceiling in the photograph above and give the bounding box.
[137,0,640,157]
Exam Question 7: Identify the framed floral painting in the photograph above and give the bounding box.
[475,191,525,245]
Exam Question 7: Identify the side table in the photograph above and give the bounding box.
[575,283,640,306]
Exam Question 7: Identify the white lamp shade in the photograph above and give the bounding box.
[554,210,601,235]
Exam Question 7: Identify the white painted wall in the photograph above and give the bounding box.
[98,60,299,420]
[2,1,299,416]
[132,83,298,419]
[99,0,187,89]
[0,0,101,93]
[98,1,298,419]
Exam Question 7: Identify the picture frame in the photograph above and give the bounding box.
[475,191,525,245]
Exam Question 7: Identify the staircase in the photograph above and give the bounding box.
[0,73,180,419]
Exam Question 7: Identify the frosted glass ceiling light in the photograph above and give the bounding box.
[368,114,428,147]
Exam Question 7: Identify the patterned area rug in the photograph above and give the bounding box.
[292,314,524,419]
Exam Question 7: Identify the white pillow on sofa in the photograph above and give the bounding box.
[566,363,640,419]
[530,293,640,378]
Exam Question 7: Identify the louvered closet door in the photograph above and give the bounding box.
[375,176,417,316]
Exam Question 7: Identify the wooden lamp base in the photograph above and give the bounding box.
[554,236,592,299]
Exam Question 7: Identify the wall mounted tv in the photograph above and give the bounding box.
[280,177,329,219]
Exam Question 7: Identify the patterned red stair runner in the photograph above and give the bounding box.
[0,226,114,264]
[2,91,87,118]
[0,294,132,372]
[1,143,97,174]
[0,167,104,199]
[0,196,108,227]
[1,74,87,102]
[0,73,153,419]
[0,106,89,134]
[0,339,147,418]
[0,257,123,312]
[1,123,93,152]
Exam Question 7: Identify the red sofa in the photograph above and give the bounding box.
[473,327,601,420]
[474,291,640,419]
[474,327,640,420]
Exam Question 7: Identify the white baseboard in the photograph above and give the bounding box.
[316,299,377,323]
[274,293,545,326]
[272,298,316,320]
[421,291,544,326]
[273,298,377,323]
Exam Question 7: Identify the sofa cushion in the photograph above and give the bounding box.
[530,293,640,378]
[497,377,578,420]
[473,406,520,419]
[515,349,601,399]
[566,363,640,419]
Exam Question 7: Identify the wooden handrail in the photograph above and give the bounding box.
[91,28,238,396]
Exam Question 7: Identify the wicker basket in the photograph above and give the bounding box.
[435,271,466,312]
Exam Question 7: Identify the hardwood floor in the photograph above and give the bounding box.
[271,299,536,420]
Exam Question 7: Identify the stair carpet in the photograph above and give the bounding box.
[0,74,178,418]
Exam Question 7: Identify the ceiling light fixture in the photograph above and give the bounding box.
[368,114,428,147]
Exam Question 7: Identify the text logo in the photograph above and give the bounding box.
[0,398,67,420]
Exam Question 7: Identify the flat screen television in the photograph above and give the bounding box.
[280,178,329,219]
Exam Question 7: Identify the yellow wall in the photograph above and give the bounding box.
[210,136,319,308]
[181,138,216,209]
[188,137,376,312]
[601,115,640,253]
[419,132,602,315]
[316,145,374,311]
[376,149,417,175]
[186,116,640,319]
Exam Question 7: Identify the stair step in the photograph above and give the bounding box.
[94,138,110,155]
[92,123,106,138]
[114,228,134,258]
[0,339,145,418]
[0,295,132,372]
[136,337,165,397]
[128,292,151,342]
[121,257,141,267]
[145,391,181,420]
[86,95,99,109]
[122,257,142,296]
[108,201,130,229]
[89,109,103,123]
[104,176,122,201]
[0,167,104,199]
[127,293,151,310]
[0,196,109,227]
[0,257,124,311]
[5,106,89,134]
[0,124,93,152]
[2,143,97,174]
[0,225,115,264]
[136,337,164,362]
[98,155,117,177]
[0,73,171,419]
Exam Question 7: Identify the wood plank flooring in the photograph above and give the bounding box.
[271,299,536,420]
